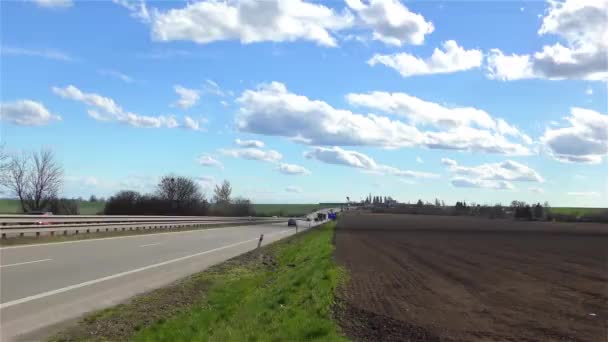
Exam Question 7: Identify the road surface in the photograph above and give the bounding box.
[0,219,318,341]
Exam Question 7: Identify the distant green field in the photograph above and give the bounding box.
[549,207,607,217]
[0,199,104,215]
[252,204,331,217]
[0,200,325,216]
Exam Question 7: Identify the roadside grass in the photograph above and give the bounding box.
[0,222,271,247]
[51,221,345,342]
[549,207,607,217]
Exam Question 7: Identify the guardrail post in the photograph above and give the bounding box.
[86,229,90,234]
[96,228,100,233]
[36,231,40,238]
[20,232,24,237]
[63,230,67,235]
[1,233,6,239]
[257,234,264,248]
[75,230,79,234]
[50,231,54,236]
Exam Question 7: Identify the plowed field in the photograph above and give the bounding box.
[334,213,608,341]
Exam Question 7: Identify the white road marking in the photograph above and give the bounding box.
[139,243,161,247]
[0,259,52,268]
[0,229,291,309]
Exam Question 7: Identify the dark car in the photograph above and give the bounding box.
[287,218,297,227]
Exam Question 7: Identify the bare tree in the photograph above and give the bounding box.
[0,145,10,189]
[156,175,203,204]
[4,149,63,212]
[213,180,232,204]
[5,153,29,212]
[27,149,62,210]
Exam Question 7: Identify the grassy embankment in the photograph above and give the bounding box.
[53,221,346,341]
[548,207,606,217]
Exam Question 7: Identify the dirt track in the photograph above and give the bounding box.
[334,213,608,341]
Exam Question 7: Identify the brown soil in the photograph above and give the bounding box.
[334,213,608,342]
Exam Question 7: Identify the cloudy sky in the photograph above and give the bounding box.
[1,0,606,206]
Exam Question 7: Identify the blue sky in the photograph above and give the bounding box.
[1,0,606,206]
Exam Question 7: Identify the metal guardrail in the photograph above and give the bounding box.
[0,215,280,225]
[0,219,284,239]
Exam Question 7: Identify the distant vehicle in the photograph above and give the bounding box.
[288,218,297,227]
[28,211,53,225]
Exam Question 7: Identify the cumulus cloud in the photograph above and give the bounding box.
[451,177,515,190]
[237,82,530,155]
[174,85,200,109]
[221,147,283,163]
[442,158,544,182]
[0,100,61,126]
[235,138,265,148]
[278,163,311,175]
[368,40,482,76]
[540,107,608,163]
[345,0,433,46]
[305,146,438,179]
[346,90,532,153]
[416,156,424,164]
[33,0,72,8]
[52,85,195,129]
[183,116,204,131]
[487,0,608,81]
[150,0,353,47]
[197,154,223,168]
[285,185,303,193]
[1,46,72,61]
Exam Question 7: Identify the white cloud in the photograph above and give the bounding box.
[567,191,601,197]
[451,177,515,190]
[150,0,353,47]
[529,186,544,193]
[285,185,303,193]
[346,90,532,154]
[113,0,150,22]
[184,116,204,131]
[541,107,608,163]
[368,40,482,77]
[33,0,72,8]
[237,82,530,155]
[585,86,593,95]
[416,156,423,164]
[52,85,194,129]
[442,158,544,182]
[1,46,72,61]
[345,0,433,46]
[487,0,608,81]
[305,146,438,179]
[221,148,283,163]
[174,85,200,109]
[278,163,311,175]
[235,138,265,148]
[204,79,226,97]
[98,69,135,83]
[197,155,223,168]
[0,100,61,126]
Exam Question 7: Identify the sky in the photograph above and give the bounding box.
[0,0,607,206]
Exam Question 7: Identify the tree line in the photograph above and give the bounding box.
[0,147,254,216]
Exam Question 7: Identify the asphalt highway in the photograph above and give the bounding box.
[0,218,318,341]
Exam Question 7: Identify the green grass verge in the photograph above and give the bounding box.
[52,221,346,342]
[549,207,607,217]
